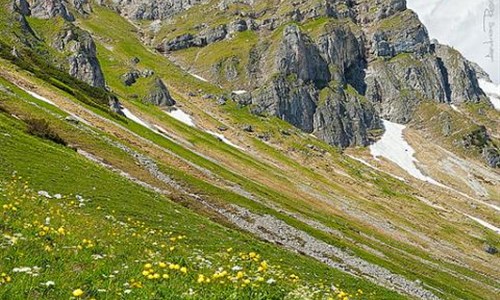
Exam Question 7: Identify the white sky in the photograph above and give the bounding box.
[407,0,500,83]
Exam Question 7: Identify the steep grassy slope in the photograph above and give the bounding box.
[0,103,402,299]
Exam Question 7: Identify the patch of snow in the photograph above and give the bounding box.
[206,130,243,150]
[465,214,500,234]
[189,72,208,82]
[478,79,500,110]
[450,105,460,112]
[232,90,247,95]
[346,155,407,182]
[121,106,180,143]
[165,108,196,127]
[370,120,444,186]
[121,107,151,129]
[16,85,93,126]
[20,88,56,106]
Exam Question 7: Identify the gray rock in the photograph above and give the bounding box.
[54,25,106,87]
[484,245,498,255]
[131,56,140,64]
[482,148,500,168]
[370,11,430,58]
[314,85,382,147]
[11,47,20,58]
[228,19,248,34]
[29,0,75,21]
[231,91,252,106]
[469,61,491,81]
[72,0,91,15]
[276,25,330,88]
[435,44,485,105]
[160,24,229,52]
[12,0,30,15]
[252,75,318,133]
[202,24,227,44]
[108,96,124,116]
[216,96,227,106]
[365,54,448,123]
[65,116,80,124]
[62,28,106,87]
[143,77,176,106]
[121,70,140,86]
[142,69,154,77]
[316,24,365,93]
[103,0,204,20]
[160,33,196,52]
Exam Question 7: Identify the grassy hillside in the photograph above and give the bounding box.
[0,108,400,299]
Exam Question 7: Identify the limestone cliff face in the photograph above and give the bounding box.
[13,0,106,88]
[251,25,382,147]
[153,0,489,147]
[53,25,106,88]
[102,0,204,20]
[27,0,75,21]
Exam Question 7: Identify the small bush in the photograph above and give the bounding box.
[25,118,67,146]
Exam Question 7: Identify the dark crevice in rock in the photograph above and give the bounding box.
[436,57,452,103]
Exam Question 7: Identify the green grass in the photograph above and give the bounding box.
[0,108,403,299]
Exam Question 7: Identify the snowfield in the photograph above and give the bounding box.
[123,105,242,150]
[166,108,196,127]
[188,72,208,82]
[206,131,244,150]
[20,88,56,106]
[370,120,443,186]
[232,90,248,95]
[478,79,500,110]
[121,107,151,129]
[465,214,500,234]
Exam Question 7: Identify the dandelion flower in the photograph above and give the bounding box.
[72,289,84,297]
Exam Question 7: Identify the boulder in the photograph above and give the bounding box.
[143,77,176,106]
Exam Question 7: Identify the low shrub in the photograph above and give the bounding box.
[25,118,67,146]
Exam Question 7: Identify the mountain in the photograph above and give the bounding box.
[0,0,499,299]
[406,0,500,84]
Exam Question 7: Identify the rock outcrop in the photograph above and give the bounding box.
[250,23,383,147]
[434,44,484,105]
[157,25,229,53]
[101,0,204,20]
[53,25,106,88]
[143,77,176,106]
[27,0,75,21]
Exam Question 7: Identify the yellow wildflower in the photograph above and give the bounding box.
[72,289,84,297]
